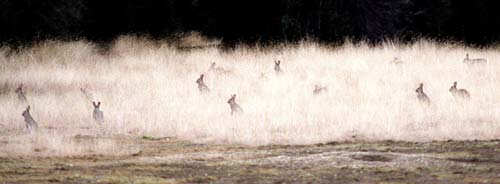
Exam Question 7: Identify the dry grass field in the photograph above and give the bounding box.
[1,35,500,183]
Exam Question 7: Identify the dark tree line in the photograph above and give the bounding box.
[1,0,499,46]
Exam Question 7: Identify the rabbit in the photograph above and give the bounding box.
[93,101,104,123]
[208,62,233,75]
[463,53,487,65]
[15,84,28,102]
[259,72,268,79]
[227,94,243,115]
[80,87,94,102]
[390,57,403,65]
[22,106,39,133]
[449,81,470,99]
[313,85,328,95]
[416,83,431,105]
[196,74,210,93]
[274,60,282,73]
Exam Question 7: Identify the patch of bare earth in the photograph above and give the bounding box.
[1,138,500,183]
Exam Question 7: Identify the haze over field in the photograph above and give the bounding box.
[1,36,500,156]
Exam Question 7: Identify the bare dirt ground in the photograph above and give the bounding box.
[1,136,500,184]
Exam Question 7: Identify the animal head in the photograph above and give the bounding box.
[22,106,30,117]
[196,74,204,84]
[15,84,23,93]
[210,62,216,69]
[227,94,236,104]
[93,101,101,109]
[416,83,424,93]
[313,85,328,95]
[449,81,458,92]
[274,60,281,72]
[314,85,326,91]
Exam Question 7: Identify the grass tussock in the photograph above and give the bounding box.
[1,36,500,156]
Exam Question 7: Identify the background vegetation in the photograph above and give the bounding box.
[1,37,500,156]
[1,0,499,45]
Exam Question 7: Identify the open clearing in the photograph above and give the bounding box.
[1,138,500,183]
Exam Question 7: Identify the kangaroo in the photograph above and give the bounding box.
[313,85,327,95]
[227,94,243,115]
[15,84,27,102]
[449,81,470,99]
[463,53,487,65]
[274,60,281,73]
[196,74,210,93]
[416,83,431,105]
[22,106,39,133]
[93,101,104,123]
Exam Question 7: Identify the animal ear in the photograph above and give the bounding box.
[277,60,281,64]
[97,102,101,107]
[454,81,457,85]
[93,101,97,107]
[27,106,30,111]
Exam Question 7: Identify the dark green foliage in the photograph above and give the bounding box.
[0,0,499,45]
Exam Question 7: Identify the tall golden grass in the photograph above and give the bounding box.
[1,36,500,156]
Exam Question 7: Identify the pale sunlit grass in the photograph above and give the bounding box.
[1,36,500,156]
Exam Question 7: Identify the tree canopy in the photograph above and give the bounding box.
[1,0,499,45]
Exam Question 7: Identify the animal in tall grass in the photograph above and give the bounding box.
[227,94,243,115]
[390,57,403,65]
[22,106,39,133]
[80,87,94,102]
[259,72,268,79]
[449,81,470,99]
[415,83,431,106]
[313,85,328,95]
[463,53,487,65]
[208,62,233,75]
[274,60,282,74]
[196,74,210,93]
[93,101,104,123]
[15,84,27,102]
